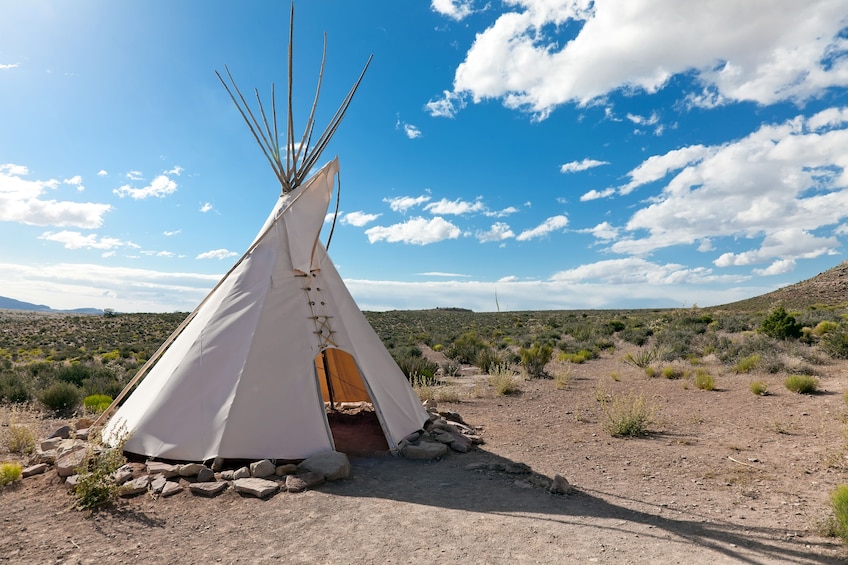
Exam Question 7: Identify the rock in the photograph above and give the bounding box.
[150,475,168,494]
[439,410,467,425]
[119,475,150,497]
[39,437,63,452]
[112,464,134,486]
[56,438,86,457]
[285,471,325,493]
[220,470,235,481]
[464,462,491,472]
[275,464,298,476]
[189,481,227,497]
[250,459,276,478]
[401,441,448,460]
[48,425,72,440]
[210,457,225,472]
[74,428,90,440]
[75,417,94,429]
[422,398,437,410]
[233,478,279,498]
[161,481,183,498]
[146,461,179,478]
[178,463,205,477]
[65,474,80,489]
[403,431,421,443]
[431,430,455,445]
[550,474,574,495]
[233,466,251,480]
[503,462,532,474]
[196,466,215,482]
[55,446,88,477]
[34,449,57,465]
[298,451,350,481]
[447,432,472,453]
[21,463,48,478]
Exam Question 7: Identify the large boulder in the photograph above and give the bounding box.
[401,441,448,461]
[55,445,88,477]
[298,451,350,481]
[250,459,276,478]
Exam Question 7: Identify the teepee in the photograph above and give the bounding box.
[97,9,429,462]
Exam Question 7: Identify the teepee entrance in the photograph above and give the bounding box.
[316,348,391,456]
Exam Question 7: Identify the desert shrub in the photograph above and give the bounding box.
[39,381,81,412]
[784,374,819,394]
[73,432,129,510]
[488,364,521,395]
[432,344,444,352]
[475,346,504,374]
[0,372,31,403]
[758,351,786,374]
[600,392,654,437]
[733,354,761,374]
[619,326,653,346]
[750,380,769,395]
[0,462,22,486]
[761,306,802,340]
[624,344,666,368]
[813,320,840,337]
[558,349,594,364]
[661,366,686,380]
[822,329,848,359]
[446,331,487,365]
[693,370,715,391]
[519,344,553,378]
[56,362,93,387]
[82,373,126,399]
[553,369,572,390]
[830,485,848,544]
[4,418,36,455]
[606,320,626,333]
[83,394,113,413]
[644,366,656,378]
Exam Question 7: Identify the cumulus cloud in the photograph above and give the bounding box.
[608,110,848,260]
[126,170,143,181]
[383,195,431,213]
[0,63,19,70]
[435,1,848,118]
[199,202,213,213]
[63,176,84,192]
[425,197,485,215]
[516,215,568,241]
[549,257,743,285]
[97,170,108,176]
[163,229,181,236]
[38,230,137,251]
[425,90,468,118]
[431,0,475,21]
[113,174,178,199]
[477,222,515,242]
[561,158,609,173]
[417,272,472,278]
[342,211,381,227]
[365,216,462,244]
[582,221,619,242]
[485,206,519,217]
[403,123,422,139]
[196,249,238,260]
[0,164,111,228]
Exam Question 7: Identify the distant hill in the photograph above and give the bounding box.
[0,295,102,315]
[719,261,848,312]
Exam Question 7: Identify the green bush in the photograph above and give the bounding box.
[733,354,761,374]
[784,374,819,394]
[475,346,504,374]
[0,372,31,403]
[693,370,715,391]
[446,331,487,365]
[822,329,848,359]
[761,306,802,340]
[661,366,686,380]
[56,362,93,387]
[0,462,22,486]
[830,485,848,544]
[73,439,128,510]
[83,394,113,413]
[39,382,81,412]
[519,344,553,378]
[749,380,769,395]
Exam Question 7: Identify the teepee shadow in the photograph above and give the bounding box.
[324,448,843,565]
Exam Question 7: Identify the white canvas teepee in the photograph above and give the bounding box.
[98,9,429,462]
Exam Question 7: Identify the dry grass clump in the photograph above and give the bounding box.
[749,380,769,395]
[693,369,715,391]
[598,391,655,437]
[488,364,522,396]
[3,404,37,455]
[0,462,22,486]
[784,374,819,394]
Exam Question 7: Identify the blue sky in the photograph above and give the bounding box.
[1,1,848,313]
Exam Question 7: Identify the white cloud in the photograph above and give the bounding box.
[163,229,181,236]
[560,158,609,173]
[38,230,134,251]
[424,197,485,215]
[583,221,618,242]
[610,110,848,258]
[516,215,568,241]
[113,174,178,200]
[97,170,108,177]
[0,63,19,70]
[579,187,616,201]
[126,170,143,181]
[0,164,111,228]
[403,124,422,139]
[626,112,659,126]
[425,90,468,118]
[165,166,183,176]
[63,175,85,192]
[753,258,797,276]
[196,249,238,260]
[477,222,515,243]
[383,195,431,213]
[549,257,744,285]
[438,1,848,118]
[713,229,838,268]
[365,216,462,245]
[498,275,520,283]
[431,0,475,21]
[342,211,381,227]
[199,202,213,213]
[417,272,472,278]
[485,206,519,217]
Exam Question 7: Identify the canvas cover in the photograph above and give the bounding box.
[103,159,429,461]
